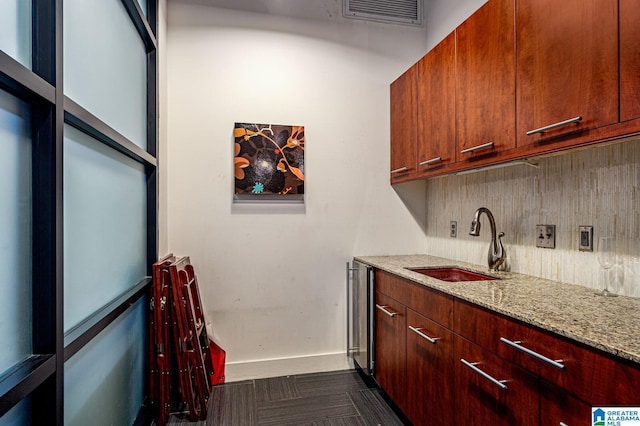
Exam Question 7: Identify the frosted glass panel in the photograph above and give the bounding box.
[0,0,32,68]
[0,397,31,426]
[0,89,32,375]
[63,125,146,331]
[64,298,146,426]
[64,0,147,149]
[137,0,148,18]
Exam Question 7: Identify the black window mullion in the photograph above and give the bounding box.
[0,51,55,104]
[64,97,157,167]
[28,0,64,424]
[122,0,157,53]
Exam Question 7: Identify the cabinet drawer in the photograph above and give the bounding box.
[499,318,640,406]
[406,309,454,426]
[374,291,407,411]
[376,270,453,328]
[454,336,539,426]
[455,298,640,405]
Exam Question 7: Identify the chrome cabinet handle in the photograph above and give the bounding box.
[461,359,508,390]
[526,116,582,136]
[408,325,439,344]
[419,157,442,166]
[375,304,397,317]
[460,142,494,154]
[500,337,565,370]
[390,167,409,174]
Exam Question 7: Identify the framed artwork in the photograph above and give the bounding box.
[234,122,305,202]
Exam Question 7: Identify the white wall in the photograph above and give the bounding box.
[166,1,429,380]
[424,0,486,50]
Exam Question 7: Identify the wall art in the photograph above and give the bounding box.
[234,122,304,201]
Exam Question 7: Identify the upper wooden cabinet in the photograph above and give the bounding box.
[456,0,515,161]
[390,64,418,182]
[416,32,456,173]
[620,0,640,122]
[516,0,619,146]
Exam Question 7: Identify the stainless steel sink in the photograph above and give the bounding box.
[406,267,499,282]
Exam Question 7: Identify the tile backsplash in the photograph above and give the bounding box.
[424,139,640,297]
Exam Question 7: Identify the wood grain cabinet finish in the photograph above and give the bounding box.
[376,270,453,329]
[390,65,418,182]
[620,0,640,122]
[375,271,640,424]
[416,32,456,173]
[454,298,640,407]
[456,0,515,162]
[516,0,619,146]
[406,309,454,426]
[454,336,539,426]
[540,381,592,426]
[374,291,407,413]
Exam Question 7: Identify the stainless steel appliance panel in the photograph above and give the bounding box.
[347,260,374,375]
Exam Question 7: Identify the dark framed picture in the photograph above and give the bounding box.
[234,122,304,201]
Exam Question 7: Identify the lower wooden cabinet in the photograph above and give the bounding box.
[455,336,539,426]
[540,380,592,426]
[374,291,407,413]
[406,309,454,426]
[373,271,639,425]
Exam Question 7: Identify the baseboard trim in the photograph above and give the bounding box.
[224,352,351,382]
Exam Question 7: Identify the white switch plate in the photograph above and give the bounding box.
[536,225,556,249]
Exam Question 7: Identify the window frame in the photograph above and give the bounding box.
[0,0,158,422]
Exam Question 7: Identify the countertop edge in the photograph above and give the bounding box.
[355,254,640,365]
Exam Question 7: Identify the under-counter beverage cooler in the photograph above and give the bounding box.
[347,260,374,375]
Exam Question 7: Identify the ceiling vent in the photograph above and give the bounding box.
[343,0,422,27]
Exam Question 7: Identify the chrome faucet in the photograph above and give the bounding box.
[470,207,506,271]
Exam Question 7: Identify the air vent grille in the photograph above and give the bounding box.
[344,0,422,26]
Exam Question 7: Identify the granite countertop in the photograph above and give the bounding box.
[355,254,640,365]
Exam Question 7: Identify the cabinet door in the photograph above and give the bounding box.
[540,381,592,426]
[416,32,456,173]
[390,65,417,182]
[406,309,454,426]
[516,0,618,145]
[374,292,407,412]
[620,0,640,122]
[456,0,515,161]
[455,336,539,426]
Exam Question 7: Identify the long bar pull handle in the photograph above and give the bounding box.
[526,116,582,136]
[500,337,565,370]
[390,167,409,174]
[419,157,442,166]
[375,304,397,317]
[460,142,494,154]
[461,359,508,390]
[408,326,439,344]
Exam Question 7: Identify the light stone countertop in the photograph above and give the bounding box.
[355,254,640,365]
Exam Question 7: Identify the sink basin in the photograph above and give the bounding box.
[407,267,498,282]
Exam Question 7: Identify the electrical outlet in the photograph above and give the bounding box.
[579,226,593,251]
[536,224,556,249]
[450,221,457,238]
